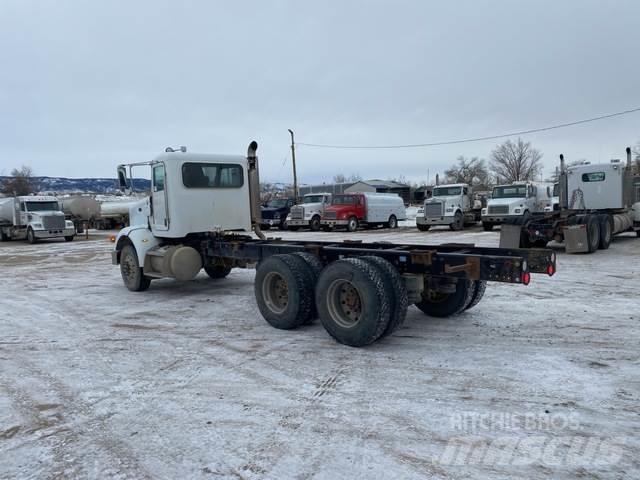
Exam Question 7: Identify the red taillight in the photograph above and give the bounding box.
[521,271,531,285]
[547,264,555,276]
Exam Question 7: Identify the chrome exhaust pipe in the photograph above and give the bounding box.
[247,141,265,240]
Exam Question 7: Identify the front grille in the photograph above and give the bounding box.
[324,211,337,220]
[488,205,509,215]
[424,202,443,217]
[42,215,65,229]
[290,206,304,220]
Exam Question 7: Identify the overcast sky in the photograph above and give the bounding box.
[1,0,639,184]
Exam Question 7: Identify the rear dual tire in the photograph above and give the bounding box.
[415,279,474,317]
[417,224,431,232]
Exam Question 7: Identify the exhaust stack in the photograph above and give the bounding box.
[626,146,632,169]
[435,174,439,186]
[247,141,265,240]
[558,154,568,210]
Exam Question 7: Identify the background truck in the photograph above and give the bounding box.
[321,192,406,232]
[260,198,295,230]
[286,193,332,231]
[501,147,640,253]
[110,142,555,347]
[0,196,76,243]
[481,181,552,231]
[416,183,484,231]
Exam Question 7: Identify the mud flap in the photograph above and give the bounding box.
[499,223,523,249]
[563,225,589,253]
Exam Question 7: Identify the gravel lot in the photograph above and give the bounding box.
[1,227,639,479]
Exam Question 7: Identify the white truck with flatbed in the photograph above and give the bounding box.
[416,183,483,231]
[0,195,76,243]
[501,148,640,253]
[286,193,332,231]
[482,181,553,231]
[111,142,556,347]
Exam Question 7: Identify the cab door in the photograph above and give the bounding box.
[152,163,169,231]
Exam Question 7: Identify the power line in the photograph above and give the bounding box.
[296,106,640,150]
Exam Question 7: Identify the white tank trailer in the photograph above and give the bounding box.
[60,196,101,232]
[98,200,137,229]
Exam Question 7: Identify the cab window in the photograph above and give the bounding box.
[153,165,165,192]
[582,172,605,182]
[182,163,244,188]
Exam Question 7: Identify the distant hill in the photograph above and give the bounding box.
[0,176,151,194]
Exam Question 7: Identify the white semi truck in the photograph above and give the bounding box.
[286,193,332,231]
[501,148,640,252]
[0,196,76,243]
[416,183,483,231]
[482,181,553,231]
[110,142,556,347]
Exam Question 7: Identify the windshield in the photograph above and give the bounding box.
[332,195,358,205]
[492,185,527,199]
[265,199,288,208]
[304,195,325,204]
[433,187,462,197]
[25,201,59,212]
[552,183,559,196]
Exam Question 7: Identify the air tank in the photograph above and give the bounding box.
[60,196,101,220]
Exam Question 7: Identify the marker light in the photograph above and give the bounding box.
[521,271,531,285]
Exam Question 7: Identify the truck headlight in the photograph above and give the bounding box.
[65,221,74,227]
[417,208,424,214]
[514,208,521,214]
[446,208,454,213]
[32,223,42,229]
[286,215,291,221]
[481,208,487,215]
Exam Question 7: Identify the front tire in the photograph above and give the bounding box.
[387,215,398,229]
[27,228,37,244]
[450,211,464,231]
[310,216,321,231]
[346,216,359,232]
[120,244,151,292]
[482,222,493,231]
[64,236,74,242]
[417,224,431,232]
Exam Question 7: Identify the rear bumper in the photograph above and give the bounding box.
[34,228,75,239]
[482,216,517,224]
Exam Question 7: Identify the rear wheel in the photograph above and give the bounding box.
[254,254,315,330]
[346,216,358,232]
[0,229,9,241]
[583,215,600,253]
[415,279,473,318]
[64,236,74,242]
[450,211,464,231]
[361,256,408,337]
[27,228,37,244]
[597,214,612,250]
[482,222,494,231]
[204,264,232,279]
[387,215,398,229]
[315,258,391,347]
[120,244,151,292]
[417,224,430,231]
[464,280,487,311]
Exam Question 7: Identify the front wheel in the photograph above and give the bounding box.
[449,211,464,231]
[417,224,430,232]
[27,228,37,244]
[64,236,74,242]
[346,216,359,232]
[204,264,232,279]
[120,244,151,291]
[310,216,321,231]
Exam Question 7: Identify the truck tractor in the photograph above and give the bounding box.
[482,181,552,231]
[260,197,295,230]
[0,196,76,243]
[111,142,556,347]
[501,148,640,253]
[286,193,332,231]
[416,183,483,231]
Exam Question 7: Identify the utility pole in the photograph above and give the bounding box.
[288,129,298,200]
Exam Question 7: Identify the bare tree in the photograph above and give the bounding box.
[490,138,542,183]
[444,156,489,186]
[333,173,361,183]
[1,166,35,196]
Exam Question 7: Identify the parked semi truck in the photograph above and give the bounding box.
[0,196,76,243]
[482,181,552,231]
[321,192,406,232]
[416,183,484,231]
[501,148,640,253]
[110,142,556,347]
[286,193,332,231]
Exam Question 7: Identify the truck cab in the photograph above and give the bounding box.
[482,181,552,231]
[321,192,406,232]
[260,197,295,230]
[416,183,478,231]
[286,193,332,231]
[0,196,76,243]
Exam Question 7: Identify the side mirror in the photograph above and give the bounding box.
[117,166,132,195]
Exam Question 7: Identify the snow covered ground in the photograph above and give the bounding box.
[1,227,639,479]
